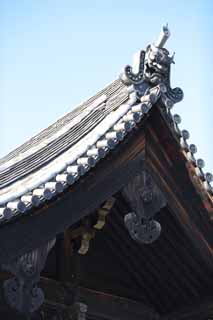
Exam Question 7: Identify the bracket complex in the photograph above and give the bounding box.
[122,170,167,244]
[120,25,183,108]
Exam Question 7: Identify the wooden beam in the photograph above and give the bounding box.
[39,277,159,320]
[79,287,159,320]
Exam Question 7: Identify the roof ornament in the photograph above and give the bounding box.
[122,170,167,244]
[120,25,183,107]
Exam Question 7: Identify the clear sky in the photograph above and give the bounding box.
[0,1,212,174]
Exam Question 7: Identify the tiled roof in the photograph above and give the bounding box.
[0,25,212,224]
[0,79,125,188]
[0,80,145,220]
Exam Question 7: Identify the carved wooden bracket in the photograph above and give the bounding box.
[78,197,116,255]
[122,170,167,244]
[94,197,116,230]
[1,238,56,315]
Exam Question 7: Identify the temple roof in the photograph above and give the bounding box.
[0,79,129,194]
[0,25,212,225]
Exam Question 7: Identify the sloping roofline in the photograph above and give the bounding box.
[0,25,212,226]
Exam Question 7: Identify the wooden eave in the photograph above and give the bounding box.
[0,104,212,318]
[0,103,212,270]
[0,116,146,263]
[0,106,213,266]
[144,106,213,268]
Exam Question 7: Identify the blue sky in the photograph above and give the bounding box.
[0,1,212,173]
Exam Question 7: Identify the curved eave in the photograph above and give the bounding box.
[0,79,157,223]
[0,79,212,225]
[0,90,212,264]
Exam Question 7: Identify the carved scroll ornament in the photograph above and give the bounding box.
[2,238,56,315]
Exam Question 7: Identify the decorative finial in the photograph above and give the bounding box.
[120,25,183,107]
